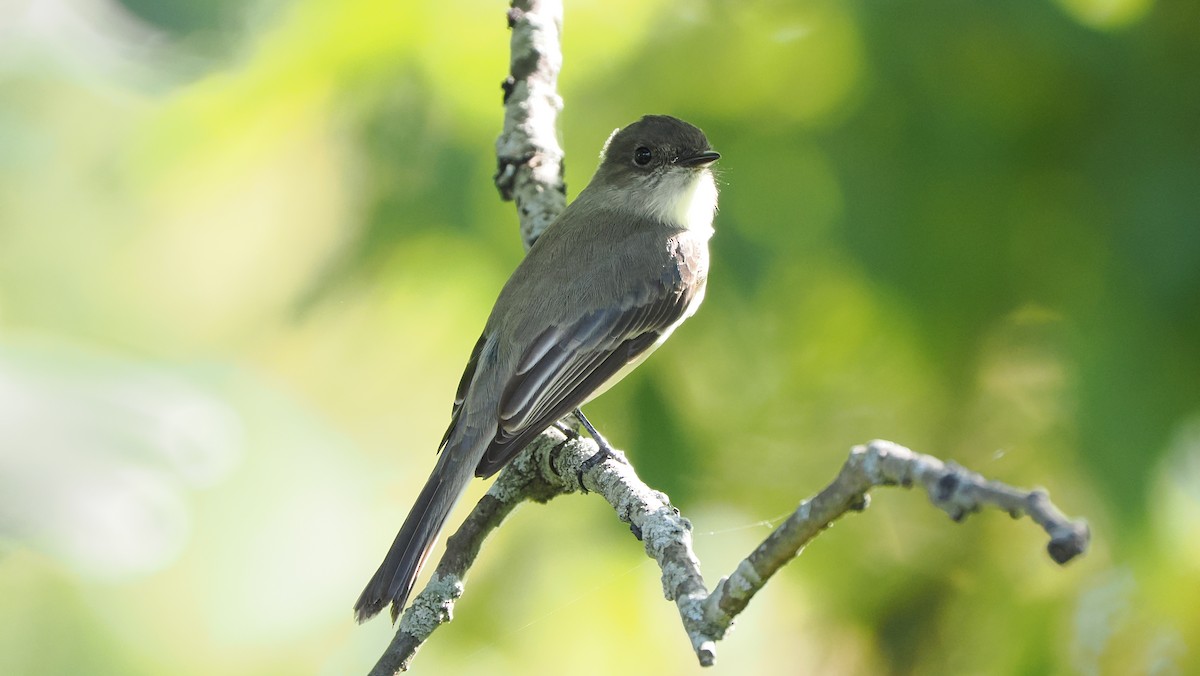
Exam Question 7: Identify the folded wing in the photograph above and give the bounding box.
[472,278,699,477]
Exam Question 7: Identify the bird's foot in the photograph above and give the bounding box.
[573,408,626,492]
[552,420,580,439]
[581,444,627,473]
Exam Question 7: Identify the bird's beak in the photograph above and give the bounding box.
[676,150,721,167]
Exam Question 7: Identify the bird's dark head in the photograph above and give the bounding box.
[589,115,720,230]
[598,115,719,176]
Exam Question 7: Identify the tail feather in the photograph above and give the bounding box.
[354,456,472,623]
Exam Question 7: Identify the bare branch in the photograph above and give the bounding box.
[367,431,571,675]
[371,435,1089,672]
[494,0,566,249]
[695,440,1090,663]
[365,1,1090,672]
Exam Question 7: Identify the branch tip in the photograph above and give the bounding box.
[367,1,1089,669]
[1047,521,1090,564]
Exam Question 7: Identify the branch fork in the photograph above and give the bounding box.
[368,434,1089,673]
[365,1,1089,672]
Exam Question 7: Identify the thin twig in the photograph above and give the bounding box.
[367,0,1090,670]
[694,440,1090,664]
[372,435,1088,671]
[366,430,571,675]
[494,0,566,249]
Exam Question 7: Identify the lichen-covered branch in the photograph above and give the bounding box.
[369,436,1089,672]
[366,430,570,675]
[366,1,1090,672]
[695,441,1090,664]
[494,0,566,249]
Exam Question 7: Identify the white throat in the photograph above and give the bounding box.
[645,170,718,237]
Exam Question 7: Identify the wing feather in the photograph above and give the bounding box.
[439,333,488,451]
[475,284,696,478]
[436,231,709,479]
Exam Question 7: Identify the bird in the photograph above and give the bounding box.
[354,114,720,623]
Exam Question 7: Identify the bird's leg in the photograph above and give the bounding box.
[552,419,580,439]
[575,408,626,474]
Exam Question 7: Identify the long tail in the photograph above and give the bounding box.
[354,451,476,623]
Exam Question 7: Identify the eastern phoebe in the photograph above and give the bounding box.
[354,115,720,623]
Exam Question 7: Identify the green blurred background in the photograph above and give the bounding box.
[1,0,1197,673]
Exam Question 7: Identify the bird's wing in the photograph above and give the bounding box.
[471,281,699,478]
[439,333,488,452]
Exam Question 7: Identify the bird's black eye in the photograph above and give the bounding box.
[633,146,652,166]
